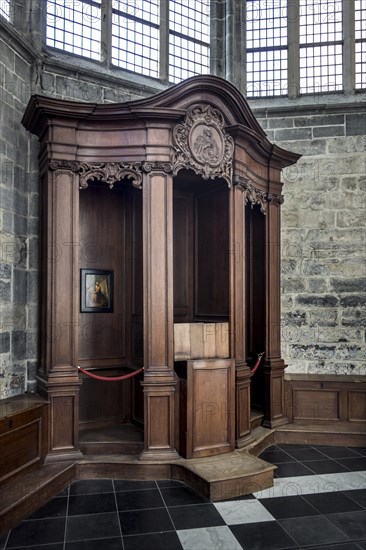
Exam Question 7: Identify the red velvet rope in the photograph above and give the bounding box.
[78,366,144,381]
[250,352,264,374]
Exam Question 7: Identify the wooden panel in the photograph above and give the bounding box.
[195,186,229,319]
[146,394,171,448]
[173,192,193,322]
[78,183,127,364]
[185,358,235,458]
[79,368,130,426]
[174,323,229,360]
[0,396,48,483]
[293,389,339,422]
[285,375,366,427]
[51,395,76,450]
[348,391,366,421]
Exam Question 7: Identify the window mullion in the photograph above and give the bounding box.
[101,0,112,67]
[343,0,355,93]
[160,0,169,82]
[287,0,300,98]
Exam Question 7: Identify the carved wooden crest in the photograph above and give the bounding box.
[173,104,234,186]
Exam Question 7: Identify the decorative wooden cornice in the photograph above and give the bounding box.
[173,104,234,187]
[234,175,267,214]
[49,160,143,189]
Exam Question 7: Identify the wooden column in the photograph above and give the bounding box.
[37,162,82,460]
[140,165,179,460]
[230,185,253,447]
[263,194,287,428]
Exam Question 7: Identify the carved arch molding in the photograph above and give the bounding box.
[48,103,284,213]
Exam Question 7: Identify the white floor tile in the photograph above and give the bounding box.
[214,499,275,525]
[253,471,366,499]
[177,525,243,550]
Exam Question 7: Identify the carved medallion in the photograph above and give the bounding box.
[173,104,234,186]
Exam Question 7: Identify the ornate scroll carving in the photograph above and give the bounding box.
[173,104,234,187]
[78,162,142,189]
[267,193,285,206]
[49,160,143,189]
[234,176,267,214]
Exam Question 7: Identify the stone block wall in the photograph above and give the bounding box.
[253,103,366,375]
[0,24,40,398]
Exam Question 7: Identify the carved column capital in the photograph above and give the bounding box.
[49,160,80,172]
[234,175,267,214]
[267,192,284,206]
[142,161,173,174]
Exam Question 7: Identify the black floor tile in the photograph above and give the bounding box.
[357,541,366,549]
[113,479,157,492]
[5,545,64,550]
[69,479,114,496]
[116,488,165,511]
[273,461,315,477]
[27,496,68,519]
[160,485,209,506]
[123,531,183,550]
[279,515,349,546]
[259,449,297,463]
[312,446,363,459]
[6,518,66,548]
[56,486,69,497]
[259,494,319,519]
[349,448,366,457]
[65,538,123,550]
[308,544,366,550]
[336,458,366,472]
[119,508,174,536]
[303,458,351,475]
[277,443,314,450]
[230,520,298,549]
[303,491,364,514]
[66,512,121,542]
[156,479,185,488]
[343,489,366,508]
[284,447,327,461]
[0,532,8,549]
[68,492,117,516]
[169,503,225,530]
[327,510,366,540]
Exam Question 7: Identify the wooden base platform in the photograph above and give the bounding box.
[79,423,144,455]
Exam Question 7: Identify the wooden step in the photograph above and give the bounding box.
[251,410,264,430]
[0,461,76,535]
[275,421,366,447]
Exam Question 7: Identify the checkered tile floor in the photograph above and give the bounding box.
[1,444,365,549]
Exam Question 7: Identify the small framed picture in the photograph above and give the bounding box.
[80,269,114,313]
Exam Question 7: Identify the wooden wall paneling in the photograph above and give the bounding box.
[185,359,235,458]
[348,391,366,421]
[195,185,229,320]
[78,184,127,366]
[173,190,194,323]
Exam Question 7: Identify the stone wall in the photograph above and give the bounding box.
[253,102,366,375]
[0,23,39,397]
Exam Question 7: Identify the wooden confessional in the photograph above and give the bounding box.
[22,76,300,465]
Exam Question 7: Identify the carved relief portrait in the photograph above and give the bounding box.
[190,124,224,166]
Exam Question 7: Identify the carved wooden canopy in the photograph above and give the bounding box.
[22,75,300,208]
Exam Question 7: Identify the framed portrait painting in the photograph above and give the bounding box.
[80,269,114,313]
